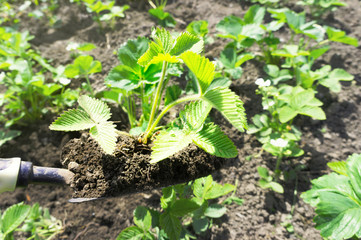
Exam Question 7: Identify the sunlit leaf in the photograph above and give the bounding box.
[193,123,238,158]
[202,87,247,131]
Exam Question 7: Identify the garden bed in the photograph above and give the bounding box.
[1,0,361,239]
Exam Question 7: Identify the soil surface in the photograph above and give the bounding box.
[1,0,361,239]
[63,133,222,198]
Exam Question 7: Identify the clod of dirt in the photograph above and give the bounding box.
[61,134,224,198]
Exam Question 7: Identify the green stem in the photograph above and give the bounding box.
[143,94,199,142]
[144,61,168,134]
[85,75,94,97]
[274,152,283,181]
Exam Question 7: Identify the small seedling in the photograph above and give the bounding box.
[148,0,176,28]
[0,202,62,240]
[257,166,284,193]
[117,175,236,240]
[64,55,102,96]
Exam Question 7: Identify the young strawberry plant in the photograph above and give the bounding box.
[64,54,102,97]
[0,27,78,128]
[117,175,241,240]
[51,28,247,163]
[0,202,63,240]
[301,153,361,240]
[148,0,176,28]
[297,0,347,17]
[186,20,214,45]
[79,0,129,29]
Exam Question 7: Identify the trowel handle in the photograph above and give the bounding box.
[0,158,74,194]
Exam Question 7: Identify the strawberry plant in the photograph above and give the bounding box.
[0,202,62,240]
[186,20,214,45]
[301,154,361,240]
[297,0,347,17]
[215,6,358,193]
[148,0,176,28]
[79,0,129,29]
[117,175,241,240]
[0,27,79,128]
[64,55,102,97]
[66,42,97,58]
[50,28,247,164]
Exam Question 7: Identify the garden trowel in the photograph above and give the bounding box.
[0,157,74,194]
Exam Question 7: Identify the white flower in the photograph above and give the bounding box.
[263,100,275,110]
[255,78,271,87]
[58,77,71,85]
[66,42,79,51]
[270,138,288,148]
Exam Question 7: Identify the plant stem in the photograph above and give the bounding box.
[274,152,283,181]
[144,61,168,135]
[85,75,94,97]
[142,94,199,142]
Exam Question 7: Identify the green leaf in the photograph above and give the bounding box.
[193,175,213,200]
[279,106,298,123]
[89,121,117,154]
[299,106,326,120]
[244,5,265,24]
[65,55,102,78]
[204,183,235,200]
[319,68,354,93]
[301,153,361,240]
[149,7,176,28]
[137,41,163,67]
[193,123,238,158]
[78,95,111,123]
[216,15,244,38]
[204,204,227,218]
[151,130,193,163]
[160,212,182,240]
[186,20,209,38]
[192,217,209,234]
[105,65,139,91]
[50,96,117,154]
[257,166,271,181]
[202,87,247,132]
[327,161,347,176]
[181,51,215,95]
[268,182,284,193]
[165,85,182,106]
[326,26,358,47]
[116,226,145,240]
[258,179,284,193]
[316,192,361,239]
[161,187,176,210]
[170,32,203,56]
[1,202,31,236]
[278,87,325,123]
[346,154,361,201]
[223,196,244,206]
[170,199,200,217]
[117,37,149,73]
[179,100,212,131]
[134,206,152,231]
[153,28,175,54]
[0,129,21,147]
[49,108,95,131]
[77,43,97,52]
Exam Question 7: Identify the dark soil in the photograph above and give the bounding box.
[1,0,361,239]
[62,134,222,198]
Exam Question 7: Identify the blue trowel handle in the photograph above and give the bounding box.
[0,158,74,193]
